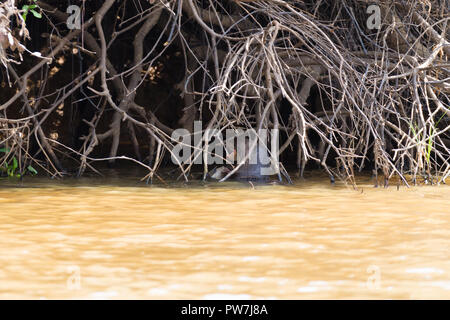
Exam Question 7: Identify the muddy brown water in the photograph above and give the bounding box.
[0,171,449,299]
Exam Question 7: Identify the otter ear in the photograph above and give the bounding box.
[221,166,231,174]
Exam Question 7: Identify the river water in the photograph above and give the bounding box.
[0,171,449,299]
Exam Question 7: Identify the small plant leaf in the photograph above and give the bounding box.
[12,157,18,171]
[30,9,42,19]
[27,165,38,175]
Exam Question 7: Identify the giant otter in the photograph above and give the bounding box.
[208,162,270,182]
[208,138,276,182]
[206,128,286,183]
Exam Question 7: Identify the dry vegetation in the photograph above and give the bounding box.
[0,0,449,185]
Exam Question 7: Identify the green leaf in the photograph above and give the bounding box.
[27,165,38,175]
[12,157,18,171]
[30,9,42,19]
[28,5,37,9]
[0,147,10,153]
